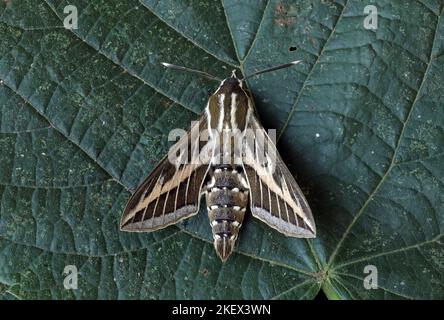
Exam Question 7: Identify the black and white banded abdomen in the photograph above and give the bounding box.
[204,165,249,261]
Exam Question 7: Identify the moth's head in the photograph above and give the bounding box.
[217,70,244,93]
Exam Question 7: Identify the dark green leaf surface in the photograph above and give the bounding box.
[0,0,443,299]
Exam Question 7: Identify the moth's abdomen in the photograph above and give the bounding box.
[205,166,249,261]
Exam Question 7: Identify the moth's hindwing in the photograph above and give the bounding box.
[242,113,316,238]
[120,115,212,232]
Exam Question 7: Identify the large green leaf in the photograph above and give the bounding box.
[0,0,443,299]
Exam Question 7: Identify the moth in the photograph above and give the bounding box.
[120,61,316,261]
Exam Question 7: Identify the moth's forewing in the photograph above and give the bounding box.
[121,115,212,232]
[242,113,316,237]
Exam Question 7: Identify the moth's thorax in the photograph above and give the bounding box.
[205,164,249,261]
[207,76,251,133]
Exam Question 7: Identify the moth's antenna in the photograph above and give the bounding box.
[161,62,222,82]
[242,60,301,81]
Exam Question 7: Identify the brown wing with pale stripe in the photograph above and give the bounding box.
[242,114,316,238]
[121,116,212,232]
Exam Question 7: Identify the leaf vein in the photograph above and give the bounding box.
[326,9,444,269]
[277,0,349,141]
